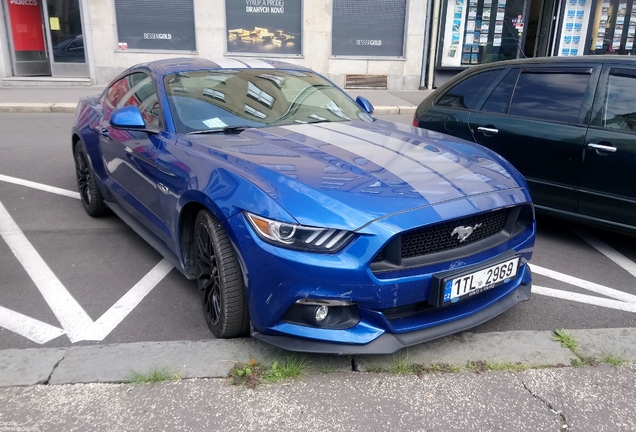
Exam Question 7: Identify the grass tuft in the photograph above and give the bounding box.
[552,329,578,352]
[320,359,339,374]
[601,354,628,367]
[127,367,180,384]
[228,356,308,388]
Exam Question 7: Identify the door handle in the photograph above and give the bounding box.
[587,143,616,153]
[95,127,109,137]
[477,126,499,135]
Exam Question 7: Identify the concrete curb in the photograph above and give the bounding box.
[0,102,77,113]
[2,328,635,387]
[0,103,416,116]
[374,105,416,116]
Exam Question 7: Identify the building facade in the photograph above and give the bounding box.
[0,0,634,90]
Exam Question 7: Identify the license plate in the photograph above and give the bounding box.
[441,257,519,305]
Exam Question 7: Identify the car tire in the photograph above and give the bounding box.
[74,141,108,217]
[194,209,250,338]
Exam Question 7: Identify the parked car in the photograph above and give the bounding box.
[414,56,636,234]
[72,58,535,354]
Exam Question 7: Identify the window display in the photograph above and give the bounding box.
[440,0,528,67]
[226,0,302,55]
[589,0,636,54]
[556,0,592,56]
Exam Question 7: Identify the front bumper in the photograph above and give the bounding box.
[252,280,532,355]
[226,204,535,354]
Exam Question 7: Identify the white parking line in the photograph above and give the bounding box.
[0,174,80,200]
[79,259,173,341]
[570,226,636,279]
[532,264,636,303]
[0,305,65,344]
[0,200,94,342]
[533,286,636,313]
[0,176,174,345]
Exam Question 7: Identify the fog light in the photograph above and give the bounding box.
[314,305,329,324]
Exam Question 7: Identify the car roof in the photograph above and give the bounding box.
[465,55,636,72]
[134,57,312,77]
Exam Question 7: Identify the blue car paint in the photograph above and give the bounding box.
[72,58,535,353]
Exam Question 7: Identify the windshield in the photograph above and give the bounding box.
[164,69,372,133]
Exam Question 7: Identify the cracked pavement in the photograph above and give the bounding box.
[2,365,636,431]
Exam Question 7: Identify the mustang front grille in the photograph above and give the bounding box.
[371,205,531,273]
[400,208,509,258]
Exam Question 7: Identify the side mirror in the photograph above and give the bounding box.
[355,96,374,115]
[110,106,147,130]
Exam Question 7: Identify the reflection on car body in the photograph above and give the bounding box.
[71,58,535,354]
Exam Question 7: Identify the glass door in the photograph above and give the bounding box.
[3,0,51,76]
[42,0,89,77]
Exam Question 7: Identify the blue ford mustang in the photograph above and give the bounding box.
[72,58,535,354]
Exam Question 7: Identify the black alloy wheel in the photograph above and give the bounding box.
[194,209,249,338]
[74,142,108,216]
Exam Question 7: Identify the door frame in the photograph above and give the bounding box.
[41,0,89,78]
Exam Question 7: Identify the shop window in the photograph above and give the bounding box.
[481,69,519,113]
[439,0,526,67]
[589,0,635,55]
[603,69,636,131]
[508,71,590,123]
[114,0,196,51]
[436,70,500,110]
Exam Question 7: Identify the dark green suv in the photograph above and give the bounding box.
[415,56,636,234]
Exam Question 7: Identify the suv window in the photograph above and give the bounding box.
[508,70,591,124]
[603,69,636,131]
[481,69,519,114]
[436,70,500,110]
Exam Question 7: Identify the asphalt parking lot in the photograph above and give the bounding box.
[1,113,635,351]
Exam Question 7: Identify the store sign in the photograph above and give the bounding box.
[332,0,406,57]
[114,0,196,51]
[225,0,302,55]
[7,0,45,51]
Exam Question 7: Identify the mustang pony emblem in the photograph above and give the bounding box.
[451,223,483,242]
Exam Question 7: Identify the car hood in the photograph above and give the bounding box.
[187,120,528,231]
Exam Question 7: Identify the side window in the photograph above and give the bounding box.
[105,77,129,108]
[106,73,163,129]
[435,70,500,110]
[481,69,519,114]
[508,70,591,124]
[603,69,636,131]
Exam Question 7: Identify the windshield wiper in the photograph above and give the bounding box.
[188,126,247,135]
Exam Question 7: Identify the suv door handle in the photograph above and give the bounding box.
[477,126,499,135]
[587,143,617,153]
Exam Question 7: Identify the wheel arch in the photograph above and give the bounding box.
[177,192,241,280]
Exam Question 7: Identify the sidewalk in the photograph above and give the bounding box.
[1,330,636,431]
[0,86,431,115]
[1,365,635,431]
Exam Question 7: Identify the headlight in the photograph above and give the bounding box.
[244,212,355,252]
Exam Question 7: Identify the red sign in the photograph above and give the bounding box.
[7,0,45,52]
